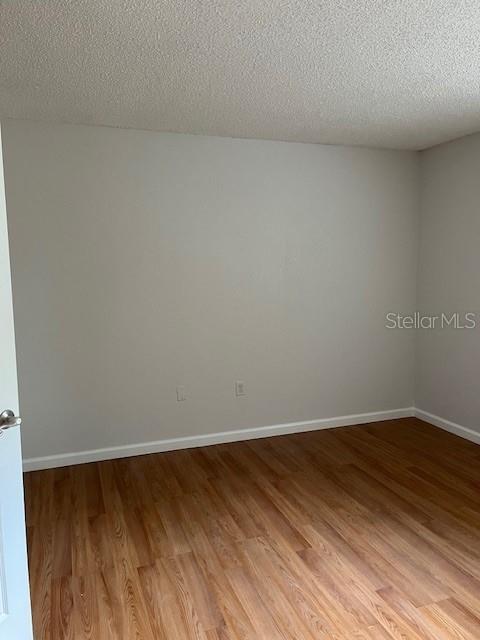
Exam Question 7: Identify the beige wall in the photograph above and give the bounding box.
[3,120,418,460]
[416,134,480,432]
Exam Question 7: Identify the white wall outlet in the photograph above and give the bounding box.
[235,380,246,397]
[176,385,186,401]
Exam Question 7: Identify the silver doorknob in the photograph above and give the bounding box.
[0,409,22,432]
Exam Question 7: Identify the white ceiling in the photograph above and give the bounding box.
[1,1,480,150]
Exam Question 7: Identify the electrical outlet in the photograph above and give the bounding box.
[235,380,246,397]
[176,385,186,402]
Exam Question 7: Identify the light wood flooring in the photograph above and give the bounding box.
[25,417,480,639]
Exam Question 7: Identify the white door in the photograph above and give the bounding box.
[0,125,33,639]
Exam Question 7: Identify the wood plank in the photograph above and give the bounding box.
[26,417,480,639]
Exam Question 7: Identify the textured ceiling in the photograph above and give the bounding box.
[1,1,480,150]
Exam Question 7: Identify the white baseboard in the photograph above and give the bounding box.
[414,408,480,446]
[22,407,414,472]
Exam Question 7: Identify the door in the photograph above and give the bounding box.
[0,125,33,639]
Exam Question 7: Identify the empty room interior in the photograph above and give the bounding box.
[1,2,480,639]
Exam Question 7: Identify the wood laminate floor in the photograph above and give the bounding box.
[25,417,480,639]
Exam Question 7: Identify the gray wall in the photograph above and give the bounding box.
[416,134,480,431]
[3,120,418,460]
